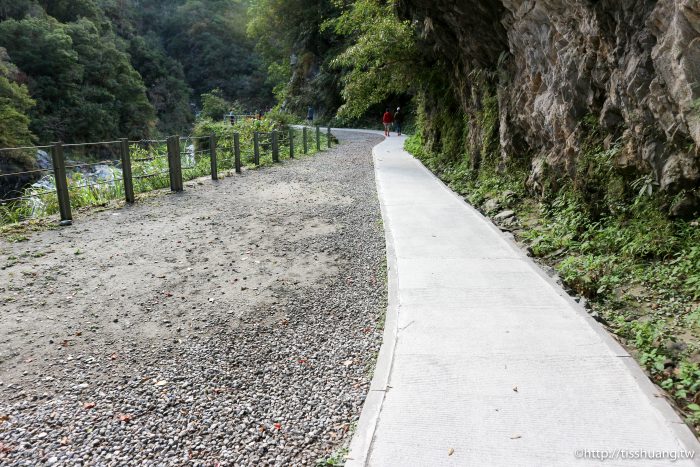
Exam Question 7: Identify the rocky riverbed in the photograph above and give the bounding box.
[0,131,386,465]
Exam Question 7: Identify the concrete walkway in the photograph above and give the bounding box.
[345,132,700,466]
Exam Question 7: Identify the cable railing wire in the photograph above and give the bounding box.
[1,191,59,204]
[0,168,55,178]
[63,141,122,147]
[71,179,125,190]
[0,145,52,152]
[133,170,170,180]
[64,160,122,170]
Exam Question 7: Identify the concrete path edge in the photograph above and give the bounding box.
[343,129,700,465]
[346,130,400,466]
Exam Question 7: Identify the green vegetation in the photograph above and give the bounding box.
[247,0,343,117]
[325,0,419,119]
[0,14,155,143]
[0,0,272,145]
[0,48,34,148]
[317,446,349,466]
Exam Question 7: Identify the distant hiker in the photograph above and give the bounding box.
[307,106,314,123]
[228,110,235,124]
[394,107,404,136]
[382,108,394,137]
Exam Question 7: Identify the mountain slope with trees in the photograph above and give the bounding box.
[0,0,272,145]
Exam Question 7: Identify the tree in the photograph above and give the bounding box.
[328,0,418,118]
[0,15,155,142]
[38,0,102,23]
[0,47,34,147]
[247,0,343,116]
[128,35,193,135]
[0,47,37,198]
[201,88,232,121]
[0,0,41,21]
[163,0,271,108]
[64,18,156,140]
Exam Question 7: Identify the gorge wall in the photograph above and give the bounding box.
[399,0,700,215]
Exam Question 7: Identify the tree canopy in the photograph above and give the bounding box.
[0,47,34,147]
[0,0,273,144]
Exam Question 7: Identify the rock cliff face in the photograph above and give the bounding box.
[400,0,700,208]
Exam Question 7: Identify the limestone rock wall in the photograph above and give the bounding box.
[401,0,700,198]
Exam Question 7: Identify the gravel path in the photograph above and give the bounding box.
[0,131,386,466]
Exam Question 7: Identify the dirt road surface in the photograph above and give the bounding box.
[0,131,386,466]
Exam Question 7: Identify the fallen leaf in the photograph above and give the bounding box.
[448,448,455,456]
[512,386,518,392]
[298,359,307,364]
[274,423,282,430]
[110,353,118,360]
[117,414,132,423]
[0,414,9,423]
[83,402,96,410]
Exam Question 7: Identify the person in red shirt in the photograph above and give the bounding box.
[382,108,394,137]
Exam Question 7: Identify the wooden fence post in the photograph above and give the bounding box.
[254,131,260,166]
[167,136,183,192]
[210,133,218,180]
[327,126,332,148]
[50,142,72,224]
[120,138,135,204]
[289,128,295,159]
[272,131,279,162]
[176,137,183,191]
[234,132,242,174]
[316,126,321,151]
[166,137,175,191]
[303,127,308,154]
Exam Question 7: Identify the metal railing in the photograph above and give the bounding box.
[0,125,334,226]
